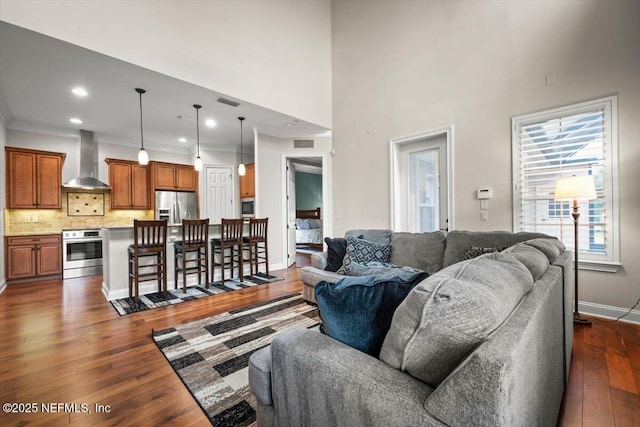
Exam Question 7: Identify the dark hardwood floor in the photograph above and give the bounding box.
[0,267,638,426]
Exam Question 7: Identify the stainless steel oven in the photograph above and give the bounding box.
[62,229,103,279]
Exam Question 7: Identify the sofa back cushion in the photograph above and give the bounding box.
[346,229,392,245]
[502,243,550,281]
[442,230,550,267]
[390,231,446,274]
[379,253,534,388]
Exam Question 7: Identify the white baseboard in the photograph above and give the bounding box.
[0,279,6,295]
[579,300,640,325]
[270,262,286,272]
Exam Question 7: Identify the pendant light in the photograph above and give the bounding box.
[135,88,149,165]
[193,104,203,172]
[238,117,246,176]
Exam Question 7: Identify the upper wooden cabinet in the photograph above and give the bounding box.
[239,163,255,198]
[150,161,198,192]
[5,147,65,209]
[105,158,150,209]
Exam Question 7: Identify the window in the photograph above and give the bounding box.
[512,96,620,272]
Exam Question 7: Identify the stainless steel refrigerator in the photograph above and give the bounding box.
[155,191,198,224]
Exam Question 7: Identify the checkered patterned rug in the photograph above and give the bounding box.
[110,273,283,316]
[152,293,320,426]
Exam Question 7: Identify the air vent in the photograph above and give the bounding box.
[294,139,314,149]
[217,97,240,107]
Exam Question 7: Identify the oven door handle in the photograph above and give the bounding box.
[63,238,103,244]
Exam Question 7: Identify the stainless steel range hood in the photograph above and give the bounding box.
[63,130,110,190]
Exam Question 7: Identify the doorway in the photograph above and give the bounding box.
[282,154,329,267]
[391,126,454,232]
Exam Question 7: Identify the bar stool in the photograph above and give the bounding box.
[211,219,244,284]
[174,219,209,292]
[244,217,269,279]
[128,219,168,304]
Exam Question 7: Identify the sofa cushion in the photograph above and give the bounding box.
[502,242,550,281]
[524,238,565,264]
[337,236,391,274]
[442,230,551,267]
[316,271,428,357]
[379,253,534,388]
[462,246,508,260]
[248,346,273,406]
[390,231,446,274]
[345,229,393,245]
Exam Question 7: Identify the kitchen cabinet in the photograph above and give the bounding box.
[150,161,198,192]
[105,158,150,209]
[5,147,65,209]
[239,163,255,198]
[5,234,62,282]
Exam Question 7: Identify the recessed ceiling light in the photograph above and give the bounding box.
[69,117,83,124]
[72,87,88,97]
[179,137,187,143]
[205,119,216,128]
[286,123,294,127]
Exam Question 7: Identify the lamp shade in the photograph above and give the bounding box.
[238,163,246,176]
[554,175,597,201]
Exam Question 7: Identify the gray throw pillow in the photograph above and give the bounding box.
[337,236,391,275]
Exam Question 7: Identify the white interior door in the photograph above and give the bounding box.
[397,136,448,232]
[205,166,234,222]
[286,159,297,267]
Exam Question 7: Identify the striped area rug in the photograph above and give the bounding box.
[110,273,283,315]
[152,293,320,426]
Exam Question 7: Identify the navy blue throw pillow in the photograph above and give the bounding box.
[324,237,348,272]
[324,234,364,272]
[315,272,429,357]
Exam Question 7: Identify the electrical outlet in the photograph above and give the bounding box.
[480,211,488,221]
[32,216,38,223]
[24,216,31,223]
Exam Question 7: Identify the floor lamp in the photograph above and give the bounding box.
[554,175,597,325]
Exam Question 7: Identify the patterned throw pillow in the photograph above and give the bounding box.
[463,246,508,260]
[337,236,391,274]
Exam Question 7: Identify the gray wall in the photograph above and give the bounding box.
[331,1,640,314]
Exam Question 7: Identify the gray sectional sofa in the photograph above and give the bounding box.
[249,230,574,426]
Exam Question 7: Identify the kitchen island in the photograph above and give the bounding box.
[101,223,249,301]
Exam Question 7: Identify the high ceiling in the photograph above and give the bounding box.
[0,22,329,153]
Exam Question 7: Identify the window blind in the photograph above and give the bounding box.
[514,105,611,258]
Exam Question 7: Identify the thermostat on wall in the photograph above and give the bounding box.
[477,188,493,200]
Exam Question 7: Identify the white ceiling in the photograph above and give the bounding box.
[0,22,329,153]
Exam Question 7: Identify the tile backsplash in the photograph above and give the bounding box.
[4,192,153,235]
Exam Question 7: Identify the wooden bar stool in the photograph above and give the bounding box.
[211,219,244,284]
[174,219,209,292]
[244,217,269,279]
[128,219,168,304]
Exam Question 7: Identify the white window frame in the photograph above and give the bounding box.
[512,95,620,273]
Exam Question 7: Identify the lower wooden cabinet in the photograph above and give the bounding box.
[5,234,62,282]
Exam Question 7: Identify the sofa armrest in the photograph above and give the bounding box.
[269,328,443,427]
[249,346,272,406]
[310,251,328,269]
